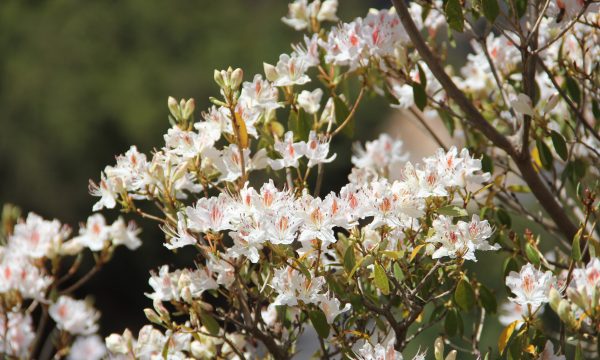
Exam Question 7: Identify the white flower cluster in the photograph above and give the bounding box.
[106,325,253,360]
[0,211,138,358]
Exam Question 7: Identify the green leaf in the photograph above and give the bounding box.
[479,285,497,313]
[481,153,493,173]
[507,184,530,193]
[413,82,427,111]
[514,0,527,18]
[288,109,311,141]
[525,243,541,266]
[496,207,512,227]
[481,0,499,22]
[454,278,475,311]
[592,99,600,119]
[333,96,353,137]
[444,309,458,337]
[344,246,356,274]
[374,263,390,295]
[417,63,427,89]
[574,342,583,360]
[565,76,581,104]
[503,257,519,278]
[572,228,582,261]
[536,139,554,170]
[550,130,568,161]
[293,259,312,280]
[444,0,465,32]
[393,262,404,282]
[438,109,455,136]
[199,311,220,336]
[438,204,468,217]
[309,309,330,338]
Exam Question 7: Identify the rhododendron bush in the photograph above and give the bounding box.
[2,0,600,358]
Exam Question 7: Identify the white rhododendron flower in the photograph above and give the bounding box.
[537,340,565,360]
[426,215,498,261]
[506,264,556,307]
[0,311,36,358]
[298,88,323,114]
[49,296,100,335]
[68,335,107,360]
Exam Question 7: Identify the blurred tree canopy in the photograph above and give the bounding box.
[0,0,383,334]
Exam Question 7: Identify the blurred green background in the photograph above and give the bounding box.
[0,0,519,356]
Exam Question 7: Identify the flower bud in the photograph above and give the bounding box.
[434,337,444,360]
[230,68,244,90]
[182,286,193,304]
[549,287,561,311]
[263,62,278,82]
[144,308,162,325]
[153,298,170,321]
[168,96,180,120]
[557,299,572,324]
[544,94,560,114]
[182,98,195,120]
[566,287,586,311]
[214,69,225,87]
[445,350,457,360]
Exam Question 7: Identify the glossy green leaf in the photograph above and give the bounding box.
[393,262,404,282]
[444,309,458,337]
[536,139,554,170]
[444,0,464,32]
[525,243,541,266]
[417,63,427,89]
[481,153,494,173]
[550,130,568,161]
[199,311,220,336]
[438,109,455,136]
[565,76,581,104]
[481,0,499,22]
[413,82,427,111]
[344,245,356,274]
[438,204,468,217]
[572,228,582,261]
[309,309,330,338]
[479,285,497,313]
[374,263,390,295]
[496,207,512,227]
[454,278,475,311]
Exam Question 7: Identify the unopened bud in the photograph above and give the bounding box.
[182,98,195,120]
[231,68,244,90]
[263,62,278,82]
[549,287,561,311]
[214,69,225,87]
[434,337,444,360]
[445,350,457,360]
[566,288,586,311]
[168,96,180,120]
[153,298,170,321]
[544,94,560,114]
[557,299,572,323]
[182,286,193,304]
[144,308,162,325]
